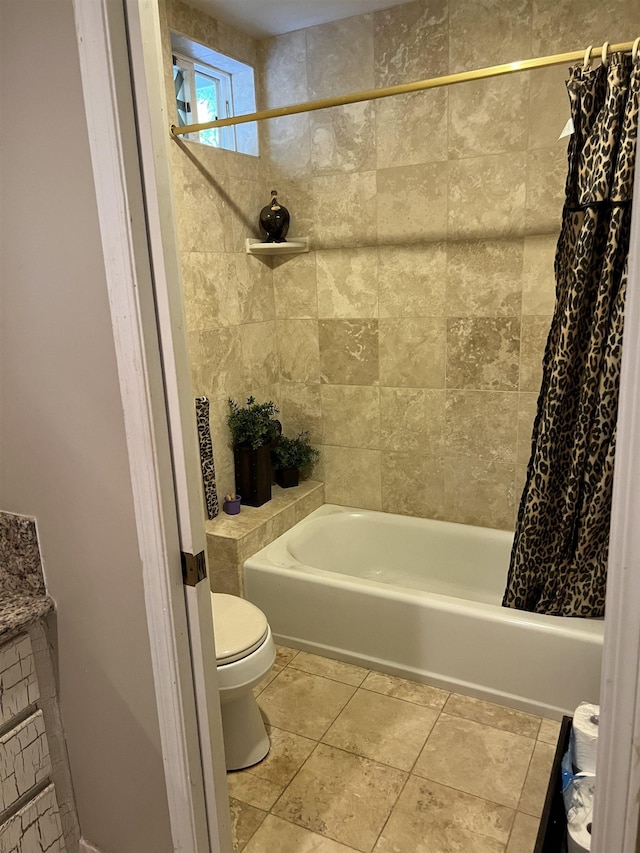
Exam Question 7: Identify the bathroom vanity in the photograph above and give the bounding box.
[0,512,79,852]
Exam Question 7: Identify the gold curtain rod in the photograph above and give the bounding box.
[170,39,637,137]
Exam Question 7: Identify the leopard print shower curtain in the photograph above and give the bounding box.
[503,52,639,617]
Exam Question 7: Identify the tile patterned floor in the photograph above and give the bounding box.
[229,646,560,853]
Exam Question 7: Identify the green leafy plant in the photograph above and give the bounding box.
[272,431,320,471]
[227,397,281,450]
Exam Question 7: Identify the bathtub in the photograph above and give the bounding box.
[243,504,604,718]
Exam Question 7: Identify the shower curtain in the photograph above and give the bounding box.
[503,52,639,617]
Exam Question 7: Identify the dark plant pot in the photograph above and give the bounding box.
[234,444,272,507]
[276,467,299,489]
[223,495,241,515]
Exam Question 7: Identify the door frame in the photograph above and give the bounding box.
[72,0,231,850]
[74,1,640,850]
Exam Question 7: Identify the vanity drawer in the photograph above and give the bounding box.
[0,636,39,727]
[0,783,65,853]
[0,711,51,813]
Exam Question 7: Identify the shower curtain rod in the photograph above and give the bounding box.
[170,38,637,138]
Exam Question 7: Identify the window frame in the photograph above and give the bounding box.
[172,50,236,151]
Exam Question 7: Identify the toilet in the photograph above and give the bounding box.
[210,592,275,771]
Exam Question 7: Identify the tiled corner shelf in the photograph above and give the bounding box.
[245,237,309,255]
[205,480,323,596]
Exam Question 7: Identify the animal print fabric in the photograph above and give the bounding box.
[195,397,219,520]
[503,53,639,617]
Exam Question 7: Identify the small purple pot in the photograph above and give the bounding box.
[223,495,242,515]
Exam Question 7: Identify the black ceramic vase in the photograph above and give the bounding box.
[259,190,290,243]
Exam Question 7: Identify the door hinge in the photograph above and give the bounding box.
[181,550,207,586]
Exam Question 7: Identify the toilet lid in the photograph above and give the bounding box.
[210,593,269,664]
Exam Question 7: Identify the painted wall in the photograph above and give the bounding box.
[259,0,640,530]
[0,1,174,850]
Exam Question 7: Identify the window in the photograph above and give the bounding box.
[171,34,258,156]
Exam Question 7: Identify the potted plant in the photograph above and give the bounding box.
[271,431,320,488]
[227,397,281,506]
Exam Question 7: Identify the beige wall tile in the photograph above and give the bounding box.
[446,239,523,318]
[445,390,519,462]
[380,388,445,454]
[446,318,521,390]
[228,177,269,253]
[262,115,312,182]
[241,321,279,389]
[317,248,379,319]
[295,486,325,522]
[310,103,376,175]
[273,254,318,320]
[443,458,517,529]
[449,0,532,72]
[520,315,551,392]
[181,252,241,331]
[277,319,320,383]
[522,234,557,315]
[381,453,445,519]
[323,446,382,510]
[448,75,529,159]
[532,0,640,55]
[260,30,308,109]
[306,16,374,99]
[525,147,566,234]
[376,90,448,169]
[235,254,276,324]
[378,243,447,319]
[312,172,378,248]
[208,560,242,596]
[279,383,322,443]
[528,65,572,149]
[188,327,245,400]
[374,0,448,86]
[319,320,379,385]
[518,392,539,465]
[321,385,380,449]
[448,153,527,239]
[379,318,446,388]
[377,163,448,244]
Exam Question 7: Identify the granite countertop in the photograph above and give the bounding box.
[0,592,55,643]
[0,512,55,643]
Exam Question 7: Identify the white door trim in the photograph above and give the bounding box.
[591,155,640,853]
[72,1,222,849]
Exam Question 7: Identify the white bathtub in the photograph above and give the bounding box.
[243,504,604,718]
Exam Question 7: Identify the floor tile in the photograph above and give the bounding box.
[229,797,267,852]
[290,651,370,686]
[258,668,356,739]
[374,775,514,853]
[322,689,439,770]
[227,772,282,811]
[361,670,449,709]
[276,645,299,667]
[414,713,534,808]
[243,814,357,852]
[537,718,561,746]
[444,693,541,738]
[518,741,555,817]
[247,725,317,788]
[506,812,540,853]
[273,743,407,852]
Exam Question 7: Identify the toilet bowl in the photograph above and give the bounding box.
[211,593,275,771]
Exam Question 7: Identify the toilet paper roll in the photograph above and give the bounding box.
[567,819,592,853]
[572,702,599,774]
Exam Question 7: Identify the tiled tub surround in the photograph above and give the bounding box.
[245,505,603,716]
[229,644,561,853]
[206,481,323,595]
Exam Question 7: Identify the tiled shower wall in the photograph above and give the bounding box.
[260,0,640,530]
[160,0,278,503]
[162,0,640,530]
